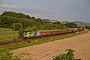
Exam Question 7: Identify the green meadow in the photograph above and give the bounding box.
[0,28,18,42]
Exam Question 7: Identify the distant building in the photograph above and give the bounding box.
[42,19,58,23]
[61,21,69,24]
[50,20,58,23]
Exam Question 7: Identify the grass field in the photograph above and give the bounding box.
[0,28,18,42]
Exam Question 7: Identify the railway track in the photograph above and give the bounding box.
[0,40,24,46]
[0,35,52,46]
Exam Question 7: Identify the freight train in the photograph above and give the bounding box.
[23,28,84,38]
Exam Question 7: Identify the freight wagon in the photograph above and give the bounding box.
[23,28,84,39]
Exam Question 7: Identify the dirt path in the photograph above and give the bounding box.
[12,31,90,60]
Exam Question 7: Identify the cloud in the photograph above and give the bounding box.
[0,0,5,4]
[0,0,31,9]
[39,5,90,13]
[0,8,4,12]
[0,0,6,6]
[49,4,90,12]
[0,4,24,8]
[54,0,58,1]
[39,8,60,12]
[63,5,90,10]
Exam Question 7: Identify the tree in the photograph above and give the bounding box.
[85,26,90,30]
[26,26,38,32]
[0,11,39,28]
[32,17,35,19]
[12,23,23,31]
[18,29,26,38]
[12,23,23,40]
[65,23,77,28]
[52,21,61,25]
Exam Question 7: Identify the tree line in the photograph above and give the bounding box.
[0,11,78,31]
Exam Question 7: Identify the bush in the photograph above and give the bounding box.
[26,26,38,32]
[0,48,21,60]
[53,49,80,60]
[18,29,26,38]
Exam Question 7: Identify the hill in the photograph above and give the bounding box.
[0,11,43,29]
[72,21,90,27]
[0,11,67,30]
[61,21,90,27]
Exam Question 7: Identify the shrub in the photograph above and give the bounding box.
[26,26,38,32]
[18,29,26,38]
[53,49,80,60]
[0,48,21,60]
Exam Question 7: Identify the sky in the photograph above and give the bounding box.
[0,0,90,22]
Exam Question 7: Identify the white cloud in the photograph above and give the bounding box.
[72,5,90,9]
[0,4,24,8]
[39,9,59,12]
[39,9,48,12]
[39,5,90,13]
[0,0,25,9]
[0,0,6,6]
[53,0,59,2]
[0,0,5,3]
[49,9,56,12]
[51,5,90,12]
[0,8,4,12]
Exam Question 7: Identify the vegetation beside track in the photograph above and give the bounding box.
[0,28,65,43]
[0,29,89,50]
[0,28,18,43]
